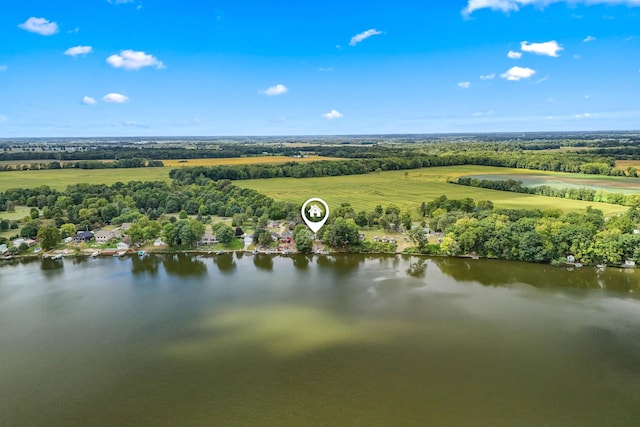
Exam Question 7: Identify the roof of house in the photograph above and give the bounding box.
[77,231,94,238]
[95,230,112,238]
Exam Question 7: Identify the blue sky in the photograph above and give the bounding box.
[1,0,639,137]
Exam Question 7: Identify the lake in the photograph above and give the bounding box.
[1,254,639,426]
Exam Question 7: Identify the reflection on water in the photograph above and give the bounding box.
[161,253,207,276]
[131,254,161,276]
[1,255,640,427]
[253,253,273,270]
[213,253,236,273]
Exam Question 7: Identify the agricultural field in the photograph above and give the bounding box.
[465,172,640,194]
[615,160,640,170]
[238,166,629,215]
[0,156,338,191]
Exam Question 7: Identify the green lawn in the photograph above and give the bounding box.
[238,166,629,215]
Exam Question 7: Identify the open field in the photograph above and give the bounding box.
[465,172,640,194]
[615,160,640,170]
[238,166,629,215]
[0,156,339,191]
[0,168,171,191]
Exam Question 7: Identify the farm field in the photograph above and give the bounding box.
[465,172,640,194]
[615,160,640,169]
[238,166,629,215]
[0,156,338,191]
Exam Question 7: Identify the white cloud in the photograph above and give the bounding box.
[260,84,288,96]
[106,50,165,70]
[108,0,136,4]
[349,29,383,46]
[318,67,334,72]
[480,73,496,80]
[521,40,563,57]
[458,81,471,88]
[463,1,640,16]
[0,65,7,72]
[64,45,93,57]
[102,93,129,103]
[507,50,522,59]
[67,27,79,34]
[82,96,97,105]
[18,17,59,36]
[583,35,596,42]
[575,113,594,118]
[323,109,343,120]
[500,66,536,81]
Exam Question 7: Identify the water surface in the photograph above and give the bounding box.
[1,254,639,426]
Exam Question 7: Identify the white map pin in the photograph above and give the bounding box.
[301,198,329,233]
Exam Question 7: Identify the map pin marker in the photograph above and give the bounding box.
[301,198,329,233]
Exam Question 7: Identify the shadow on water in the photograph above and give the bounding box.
[131,255,161,276]
[161,253,207,277]
[291,254,312,270]
[430,256,640,292]
[316,254,366,276]
[253,253,273,271]
[40,258,64,276]
[213,253,236,273]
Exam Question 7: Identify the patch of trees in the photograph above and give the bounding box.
[423,195,640,266]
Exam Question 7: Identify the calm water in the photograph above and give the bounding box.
[1,254,640,426]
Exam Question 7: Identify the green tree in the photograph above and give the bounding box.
[294,228,314,254]
[216,224,235,244]
[60,223,77,239]
[37,226,61,250]
[30,207,40,219]
[323,217,359,250]
[409,227,428,251]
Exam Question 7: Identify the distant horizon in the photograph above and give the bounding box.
[2,129,640,142]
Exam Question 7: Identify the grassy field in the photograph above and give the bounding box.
[238,166,629,215]
[0,156,339,191]
[465,172,640,194]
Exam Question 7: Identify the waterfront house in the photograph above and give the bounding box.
[200,233,218,245]
[280,232,293,243]
[75,231,94,243]
[95,229,122,244]
[0,244,7,254]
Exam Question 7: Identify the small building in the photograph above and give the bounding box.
[0,244,7,254]
[24,239,37,247]
[566,255,576,264]
[623,259,636,268]
[75,231,94,243]
[63,236,74,244]
[359,234,365,241]
[381,236,388,243]
[12,238,25,247]
[389,237,396,244]
[121,223,133,231]
[280,232,293,244]
[373,235,379,243]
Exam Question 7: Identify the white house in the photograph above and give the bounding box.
[200,233,218,245]
[0,244,7,254]
[95,229,122,244]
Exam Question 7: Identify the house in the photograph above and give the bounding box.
[373,235,379,243]
[359,234,365,241]
[75,231,94,243]
[0,244,7,254]
[308,204,323,218]
[381,236,388,243]
[121,223,132,231]
[389,237,396,244]
[280,232,293,243]
[95,229,121,244]
[24,239,37,247]
[200,233,218,245]
[63,236,74,244]
[12,238,25,247]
